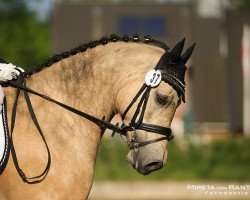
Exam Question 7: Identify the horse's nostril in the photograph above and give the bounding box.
[135,161,164,175]
[145,161,163,172]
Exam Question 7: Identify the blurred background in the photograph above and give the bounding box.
[1,0,250,199]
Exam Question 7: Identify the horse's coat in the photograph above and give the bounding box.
[0,36,193,199]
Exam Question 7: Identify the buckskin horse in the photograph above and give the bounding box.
[0,35,194,199]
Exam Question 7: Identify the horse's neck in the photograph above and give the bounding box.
[27,48,119,123]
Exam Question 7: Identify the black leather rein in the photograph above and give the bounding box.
[7,79,173,139]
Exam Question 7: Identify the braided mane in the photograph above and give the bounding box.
[24,34,169,78]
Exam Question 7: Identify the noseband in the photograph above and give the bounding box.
[3,51,186,184]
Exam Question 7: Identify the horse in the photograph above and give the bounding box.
[0,35,194,200]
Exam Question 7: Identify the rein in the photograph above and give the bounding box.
[7,75,128,184]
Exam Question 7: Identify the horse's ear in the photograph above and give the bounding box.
[169,38,185,61]
[181,43,196,64]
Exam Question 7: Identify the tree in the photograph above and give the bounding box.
[0,0,50,70]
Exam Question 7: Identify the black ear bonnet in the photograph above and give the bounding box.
[158,39,195,102]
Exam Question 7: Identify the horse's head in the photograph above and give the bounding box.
[116,39,195,175]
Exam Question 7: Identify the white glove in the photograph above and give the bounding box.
[0,63,24,82]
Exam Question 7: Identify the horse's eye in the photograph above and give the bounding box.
[155,93,169,106]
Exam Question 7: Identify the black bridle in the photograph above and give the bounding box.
[119,53,175,149]
[3,51,185,184]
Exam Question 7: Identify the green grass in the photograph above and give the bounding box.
[94,136,250,181]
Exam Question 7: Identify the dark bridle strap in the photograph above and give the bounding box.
[7,80,124,134]
[138,123,172,139]
[121,83,147,120]
[9,77,25,181]
[130,136,168,149]
[10,76,51,184]
[129,86,151,128]
[134,87,151,128]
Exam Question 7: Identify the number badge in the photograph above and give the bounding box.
[145,69,162,88]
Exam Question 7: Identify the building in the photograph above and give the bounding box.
[52,1,250,135]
